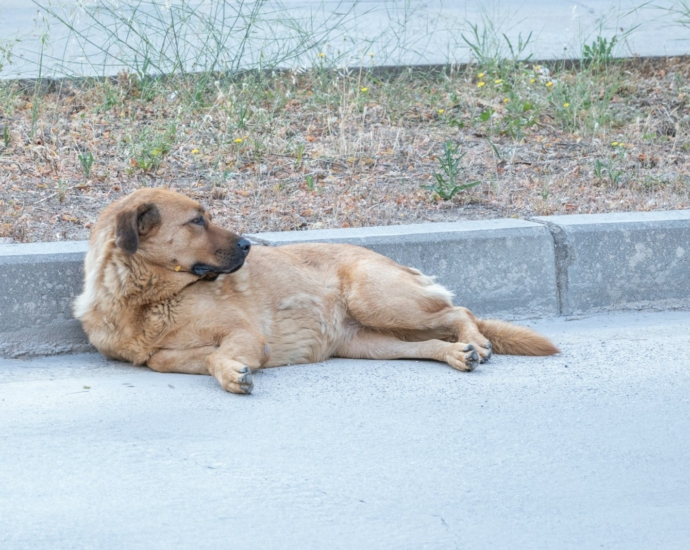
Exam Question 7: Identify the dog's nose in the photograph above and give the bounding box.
[237,238,251,254]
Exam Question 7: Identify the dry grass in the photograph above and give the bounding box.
[1,56,689,243]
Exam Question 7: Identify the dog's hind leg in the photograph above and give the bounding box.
[335,328,480,371]
[344,259,494,362]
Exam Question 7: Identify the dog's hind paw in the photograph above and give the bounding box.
[479,341,492,363]
[445,343,480,372]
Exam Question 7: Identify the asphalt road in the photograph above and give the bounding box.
[1,0,689,78]
[1,310,690,549]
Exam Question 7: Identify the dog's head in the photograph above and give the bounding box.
[108,188,250,279]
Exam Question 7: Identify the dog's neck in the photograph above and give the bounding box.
[75,237,199,321]
[107,251,198,306]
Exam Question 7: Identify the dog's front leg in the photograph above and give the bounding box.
[206,332,269,395]
[147,331,267,394]
[147,346,218,375]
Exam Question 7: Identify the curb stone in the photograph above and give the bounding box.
[532,211,690,316]
[1,211,689,358]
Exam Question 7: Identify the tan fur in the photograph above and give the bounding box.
[475,319,559,356]
[74,188,559,394]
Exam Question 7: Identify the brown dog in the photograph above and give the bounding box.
[73,188,558,394]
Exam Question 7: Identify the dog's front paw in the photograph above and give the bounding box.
[445,343,480,372]
[208,360,254,394]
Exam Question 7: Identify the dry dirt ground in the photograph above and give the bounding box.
[0,56,689,243]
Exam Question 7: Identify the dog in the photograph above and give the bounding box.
[73,188,558,394]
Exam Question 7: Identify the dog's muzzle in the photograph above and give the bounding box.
[191,237,251,277]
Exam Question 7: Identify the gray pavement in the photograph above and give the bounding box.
[1,0,689,79]
[2,310,690,549]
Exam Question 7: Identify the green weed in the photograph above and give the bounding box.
[32,0,362,98]
[427,141,480,200]
[128,124,177,173]
[0,37,18,74]
[294,142,306,170]
[78,150,94,178]
[2,125,9,150]
[582,36,618,67]
[461,11,533,73]
[57,179,68,203]
[593,157,624,187]
[501,95,537,140]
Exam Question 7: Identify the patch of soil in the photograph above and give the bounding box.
[1,56,689,243]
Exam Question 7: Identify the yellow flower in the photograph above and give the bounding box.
[530,78,535,83]
[563,102,570,108]
[191,148,200,154]
[477,81,485,88]
[437,109,444,114]
[494,79,503,84]
[234,138,243,144]
[478,72,484,78]
[503,98,510,103]
[612,141,619,146]
[318,52,325,58]
[369,52,374,58]
[360,87,368,92]
[546,81,553,87]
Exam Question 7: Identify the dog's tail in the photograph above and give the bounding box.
[476,318,559,356]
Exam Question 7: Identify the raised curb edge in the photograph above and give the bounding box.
[1,210,689,358]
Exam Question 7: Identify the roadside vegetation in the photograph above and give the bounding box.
[0,1,689,242]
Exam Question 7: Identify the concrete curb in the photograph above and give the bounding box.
[1,211,689,358]
[0,241,91,357]
[533,210,690,316]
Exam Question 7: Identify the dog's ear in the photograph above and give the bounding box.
[115,203,161,254]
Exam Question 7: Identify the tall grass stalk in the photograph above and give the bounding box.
[31,0,367,83]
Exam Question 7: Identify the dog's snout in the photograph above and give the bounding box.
[237,238,251,254]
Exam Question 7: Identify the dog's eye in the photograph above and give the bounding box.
[190,216,205,226]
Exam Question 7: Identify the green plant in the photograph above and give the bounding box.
[234,103,251,130]
[582,35,618,66]
[0,37,18,74]
[546,66,623,136]
[479,108,495,123]
[666,0,690,24]
[541,181,549,200]
[305,174,315,191]
[128,124,177,173]
[32,0,362,101]
[427,141,480,200]
[29,33,49,141]
[474,107,496,136]
[486,138,504,163]
[502,96,537,140]
[294,142,306,169]
[461,10,533,72]
[57,179,68,203]
[78,150,94,178]
[2,125,9,150]
[593,158,623,187]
